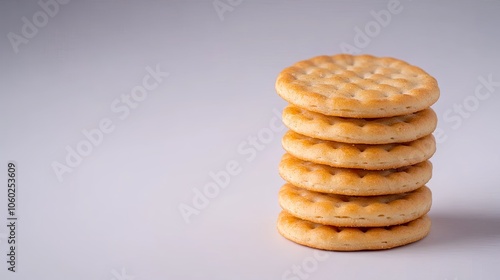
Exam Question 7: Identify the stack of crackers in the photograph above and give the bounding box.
[274,54,439,251]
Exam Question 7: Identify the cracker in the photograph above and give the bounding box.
[276,54,439,118]
[278,153,432,195]
[278,184,431,227]
[282,105,437,144]
[277,211,431,251]
[282,130,436,170]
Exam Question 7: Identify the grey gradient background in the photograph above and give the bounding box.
[1,0,500,279]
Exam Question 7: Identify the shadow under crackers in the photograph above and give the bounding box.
[275,213,500,254]
[422,212,500,250]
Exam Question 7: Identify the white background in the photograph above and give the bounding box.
[1,0,500,279]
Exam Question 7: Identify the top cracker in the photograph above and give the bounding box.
[276,54,439,118]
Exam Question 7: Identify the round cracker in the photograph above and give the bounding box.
[275,54,439,118]
[278,153,432,196]
[277,211,431,251]
[281,130,436,170]
[278,184,432,227]
[282,105,437,144]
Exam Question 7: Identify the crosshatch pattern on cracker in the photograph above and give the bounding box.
[276,54,439,118]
